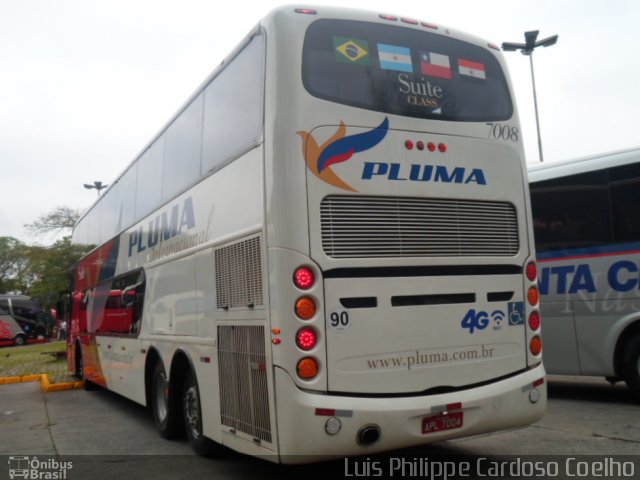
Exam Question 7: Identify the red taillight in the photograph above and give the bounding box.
[528,311,541,330]
[530,336,542,355]
[405,139,414,150]
[416,141,425,151]
[293,267,314,290]
[427,142,436,152]
[401,18,419,25]
[438,143,447,153]
[294,8,317,14]
[526,261,537,281]
[421,22,438,30]
[379,14,397,21]
[296,328,317,350]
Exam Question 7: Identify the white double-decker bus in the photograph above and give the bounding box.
[66,6,545,462]
[529,147,640,399]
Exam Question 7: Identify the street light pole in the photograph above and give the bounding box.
[83,181,108,196]
[528,53,544,163]
[502,31,558,163]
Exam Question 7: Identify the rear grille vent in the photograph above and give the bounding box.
[215,236,263,309]
[218,325,272,444]
[321,195,519,258]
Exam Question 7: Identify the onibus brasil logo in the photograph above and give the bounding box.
[297,117,389,192]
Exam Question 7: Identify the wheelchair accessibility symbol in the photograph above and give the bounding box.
[508,302,525,325]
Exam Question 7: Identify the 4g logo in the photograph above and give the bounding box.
[460,309,505,334]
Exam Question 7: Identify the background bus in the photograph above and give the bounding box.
[529,147,640,399]
[0,295,50,346]
[66,6,545,462]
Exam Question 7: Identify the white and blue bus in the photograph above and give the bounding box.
[529,147,640,399]
[66,5,545,462]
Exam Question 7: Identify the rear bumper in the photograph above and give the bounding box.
[273,364,546,463]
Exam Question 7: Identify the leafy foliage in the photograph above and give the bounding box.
[1,207,91,309]
[23,205,82,237]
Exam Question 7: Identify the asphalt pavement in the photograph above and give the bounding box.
[1,376,639,480]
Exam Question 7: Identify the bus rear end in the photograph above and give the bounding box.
[262,7,544,462]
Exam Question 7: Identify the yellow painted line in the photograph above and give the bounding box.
[0,376,22,385]
[0,373,84,392]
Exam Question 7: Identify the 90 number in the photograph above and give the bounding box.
[486,123,519,142]
[328,310,350,332]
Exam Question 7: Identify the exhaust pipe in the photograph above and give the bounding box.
[357,425,381,446]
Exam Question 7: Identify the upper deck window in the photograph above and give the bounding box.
[302,19,512,122]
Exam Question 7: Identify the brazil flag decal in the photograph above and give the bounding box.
[334,36,370,65]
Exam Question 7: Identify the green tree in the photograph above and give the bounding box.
[0,236,28,293]
[24,205,82,237]
[26,237,91,309]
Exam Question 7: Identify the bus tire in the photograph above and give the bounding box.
[14,334,26,346]
[152,361,178,438]
[183,369,218,456]
[74,342,83,378]
[622,334,640,400]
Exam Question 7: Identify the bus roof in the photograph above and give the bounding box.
[527,146,640,183]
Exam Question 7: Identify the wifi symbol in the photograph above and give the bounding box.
[492,310,506,325]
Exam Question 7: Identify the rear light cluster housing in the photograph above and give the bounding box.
[404,140,447,152]
[525,260,542,358]
[293,266,320,380]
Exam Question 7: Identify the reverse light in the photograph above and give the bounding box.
[294,266,315,290]
[526,261,537,281]
[527,286,539,306]
[528,311,541,330]
[295,297,316,320]
[297,357,319,379]
[530,336,542,355]
[296,327,317,350]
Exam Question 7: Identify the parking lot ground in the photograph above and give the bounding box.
[1,376,639,479]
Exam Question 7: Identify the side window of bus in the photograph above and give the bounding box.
[201,32,265,175]
[100,270,146,335]
[609,163,640,243]
[531,170,610,252]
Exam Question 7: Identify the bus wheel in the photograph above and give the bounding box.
[152,362,178,438]
[183,369,218,456]
[14,334,26,346]
[74,342,83,378]
[622,334,640,400]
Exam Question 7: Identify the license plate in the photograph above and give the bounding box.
[421,411,464,434]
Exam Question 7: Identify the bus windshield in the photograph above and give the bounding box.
[302,19,512,122]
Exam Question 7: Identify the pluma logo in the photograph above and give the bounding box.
[297,117,389,192]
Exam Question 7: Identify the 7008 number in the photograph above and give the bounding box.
[486,123,519,142]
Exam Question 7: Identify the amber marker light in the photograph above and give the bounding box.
[297,357,319,379]
[527,286,539,306]
[295,297,316,320]
[530,336,542,355]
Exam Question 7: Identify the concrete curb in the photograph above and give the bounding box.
[0,373,84,392]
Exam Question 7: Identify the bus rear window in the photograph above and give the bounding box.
[302,19,512,122]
